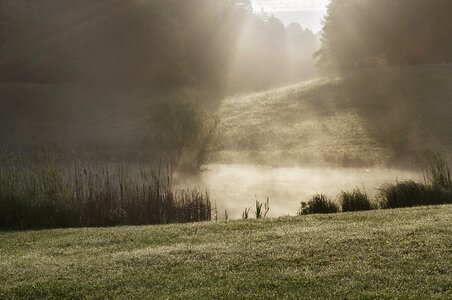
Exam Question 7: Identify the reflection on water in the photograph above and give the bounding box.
[174,164,421,219]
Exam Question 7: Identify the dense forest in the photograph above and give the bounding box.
[0,0,318,95]
[317,0,452,70]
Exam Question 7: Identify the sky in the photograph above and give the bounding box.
[251,0,329,32]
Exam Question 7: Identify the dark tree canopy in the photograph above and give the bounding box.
[317,0,452,71]
[0,0,318,95]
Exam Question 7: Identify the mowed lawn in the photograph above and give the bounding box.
[1,206,451,299]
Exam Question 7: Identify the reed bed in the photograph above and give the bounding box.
[0,152,211,229]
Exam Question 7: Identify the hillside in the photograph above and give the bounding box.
[218,64,452,167]
[0,205,451,299]
[1,64,451,166]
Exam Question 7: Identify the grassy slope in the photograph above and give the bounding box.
[1,205,451,299]
[2,64,451,166]
[218,64,452,167]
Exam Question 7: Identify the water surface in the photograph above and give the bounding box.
[174,164,421,219]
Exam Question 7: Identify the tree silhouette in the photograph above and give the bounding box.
[317,0,452,71]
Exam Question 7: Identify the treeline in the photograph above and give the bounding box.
[317,0,452,71]
[0,0,318,94]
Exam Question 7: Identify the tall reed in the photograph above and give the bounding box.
[0,152,211,229]
[422,152,451,190]
[255,197,270,219]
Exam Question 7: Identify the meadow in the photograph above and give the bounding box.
[0,205,451,299]
[1,2,452,298]
[218,64,452,167]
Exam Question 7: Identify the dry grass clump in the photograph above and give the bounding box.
[340,188,373,212]
[298,194,339,215]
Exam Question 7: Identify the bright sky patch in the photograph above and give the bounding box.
[251,0,329,12]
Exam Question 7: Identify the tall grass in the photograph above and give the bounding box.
[242,207,251,220]
[340,188,373,212]
[378,180,448,209]
[0,152,211,229]
[255,198,270,219]
[298,194,339,215]
[422,152,451,190]
[379,153,452,209]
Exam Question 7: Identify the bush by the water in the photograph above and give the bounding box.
[340,188,373,212]
[0,152,211,229]
[422,152,452,190]
[378,154,452,209]
[146,89,222,170]
[378,180,450,209]
[299,194,339,215]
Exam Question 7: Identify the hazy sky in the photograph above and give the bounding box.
[251,0,329,12]
[251,0,329,32]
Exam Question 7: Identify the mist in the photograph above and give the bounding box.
[0,0,451,219]
[174,164,421,218]
[1,1,452,298]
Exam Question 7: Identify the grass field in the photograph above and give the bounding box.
[218,64,452,167]
[1,205,451,299]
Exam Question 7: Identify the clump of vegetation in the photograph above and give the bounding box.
[340,187,373,212]
[242,207,251,220]
[0,152,211,230]
[298,194,339,215]
[378,181,445,209]
[255,198,270,219]
[378,153,452,209]
[147,89,223,170]
[422,152,451,190]
[444,189,452,204]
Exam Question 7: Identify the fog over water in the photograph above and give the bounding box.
[1,0,451,227]
[174,164,421,218]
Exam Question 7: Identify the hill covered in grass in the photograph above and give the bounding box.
[0,205,451,299]
[218,64,452,167]
[1,64,451,166]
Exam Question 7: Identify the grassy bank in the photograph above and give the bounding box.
[1,205,451,299]
[218,64,452,167]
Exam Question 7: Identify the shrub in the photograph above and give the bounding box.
[298,194,339,215]
[444,189,452,204]
[340,188,372,212]
[378,180,446,209]
[422,152,451,190]
[146,89,223,170]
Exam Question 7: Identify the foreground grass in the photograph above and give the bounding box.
[1,206,451,299]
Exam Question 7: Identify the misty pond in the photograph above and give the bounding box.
[174,164,421,219]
